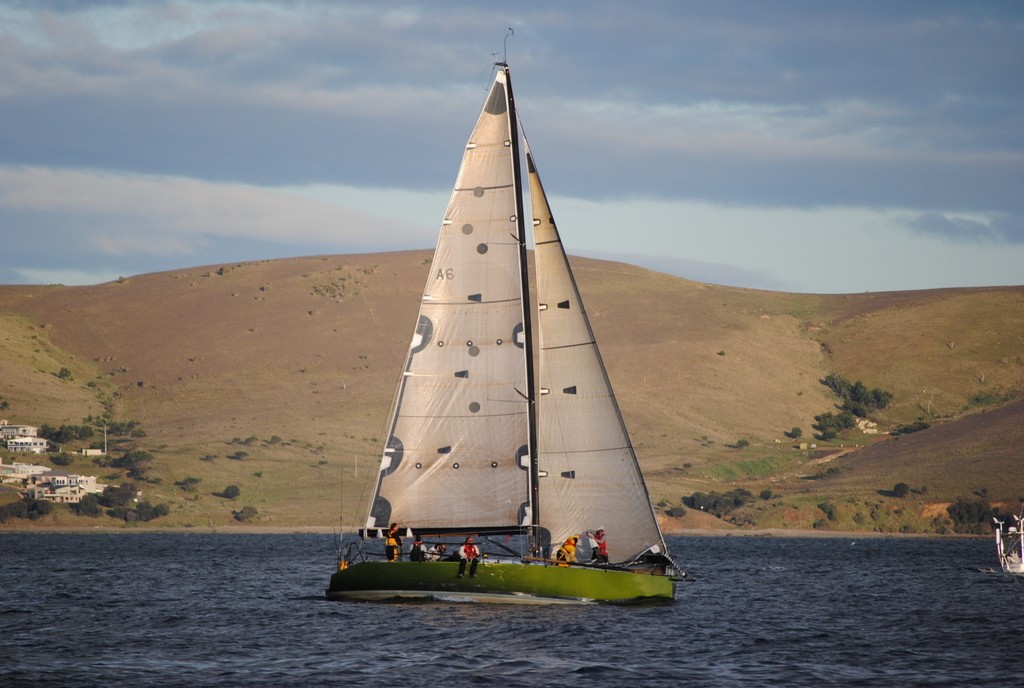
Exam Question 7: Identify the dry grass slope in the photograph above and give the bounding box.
[2,252,1022,531]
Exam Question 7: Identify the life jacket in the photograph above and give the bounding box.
[385,528,400,547]
[556,537,578,562]
[462,543,479,559]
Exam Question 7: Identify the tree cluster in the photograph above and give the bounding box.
[683,488,754,518]
[39,424,95,444]
[812,410,856,441]
[822,374,893,417]
[892,420,931,436]
[946,498,995,534]
[98,482,170,522]
[0,498,54,522]
[0,484,170,523]
[111,449,154,480]
[83,416,141,437]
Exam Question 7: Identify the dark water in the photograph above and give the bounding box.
[1,533,1019,686]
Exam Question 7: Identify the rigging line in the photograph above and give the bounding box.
[541,340,598,352]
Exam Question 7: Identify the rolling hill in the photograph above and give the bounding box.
[2,251,1022,532]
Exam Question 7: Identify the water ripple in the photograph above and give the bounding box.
[0,532,1015,686]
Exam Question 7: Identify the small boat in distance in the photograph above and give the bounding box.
[993,509,1024,574]
[325,63,685,604]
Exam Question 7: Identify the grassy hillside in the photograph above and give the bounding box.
[1,252,1022,533]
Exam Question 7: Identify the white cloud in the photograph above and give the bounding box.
[1,1,1021,292]
[10,267,124,286]
[551,196,1024,294]
[0,166,430,257]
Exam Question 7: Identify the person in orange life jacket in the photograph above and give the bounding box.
[587,528,609,563]
[457,536,480,577]
[385,523,402,562]
[555,535,579,565]
[410,535,426,562]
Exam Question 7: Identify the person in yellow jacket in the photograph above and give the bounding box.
[555,534,579,566]
[385,522,402,562]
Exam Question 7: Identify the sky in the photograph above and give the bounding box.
[1,1,1022,294]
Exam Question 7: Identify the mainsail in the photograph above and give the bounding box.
[365,68,532,534]
[364,65,668,564]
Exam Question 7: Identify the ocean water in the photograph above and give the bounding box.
[1,532,1018,686]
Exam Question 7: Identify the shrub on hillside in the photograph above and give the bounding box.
[74,494,102,517]
[947,498,995,534]
[233,506,259,522]
[812,411,856,441]
[101,482,137,508]
[112,449,154,480]
[892,420,931,436]
[40,424,95,443]
[175,477,202,492]
[107,500,170,522]
[0,498,55,522]
[50,453,73,466]
[821,374,893,417]
[684,489,753,518]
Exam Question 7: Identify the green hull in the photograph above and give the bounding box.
[326,560,675,604]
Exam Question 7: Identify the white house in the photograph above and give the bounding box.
[0,460,52,476]
[0,423,39,439]
[6,437,50,454]
[48,472,102,493]
[28,482,87,504]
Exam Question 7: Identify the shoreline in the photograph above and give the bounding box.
[0,524,986,539]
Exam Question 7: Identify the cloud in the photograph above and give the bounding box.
[1,1,1023,292]
[0,1,1020,212]
[9,266,125,286]
[577,249,795,292]
[902,212,1024,244]
[0,166,430,255]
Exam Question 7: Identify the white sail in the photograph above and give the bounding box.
[527,145,668,563]
[365,69,531,533]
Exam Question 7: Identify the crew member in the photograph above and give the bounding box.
[410,535,426,562]
[457,536,480,578]
[385,522,402,562]
[588,528,609,563]
[555,534,579,566]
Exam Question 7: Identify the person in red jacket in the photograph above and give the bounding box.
[457,536,480,578]
[588,528,609,563]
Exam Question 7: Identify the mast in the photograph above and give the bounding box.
[499,63,540,547]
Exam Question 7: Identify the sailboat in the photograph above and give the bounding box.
[326,64,684,604]
[993,511,1024,574]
